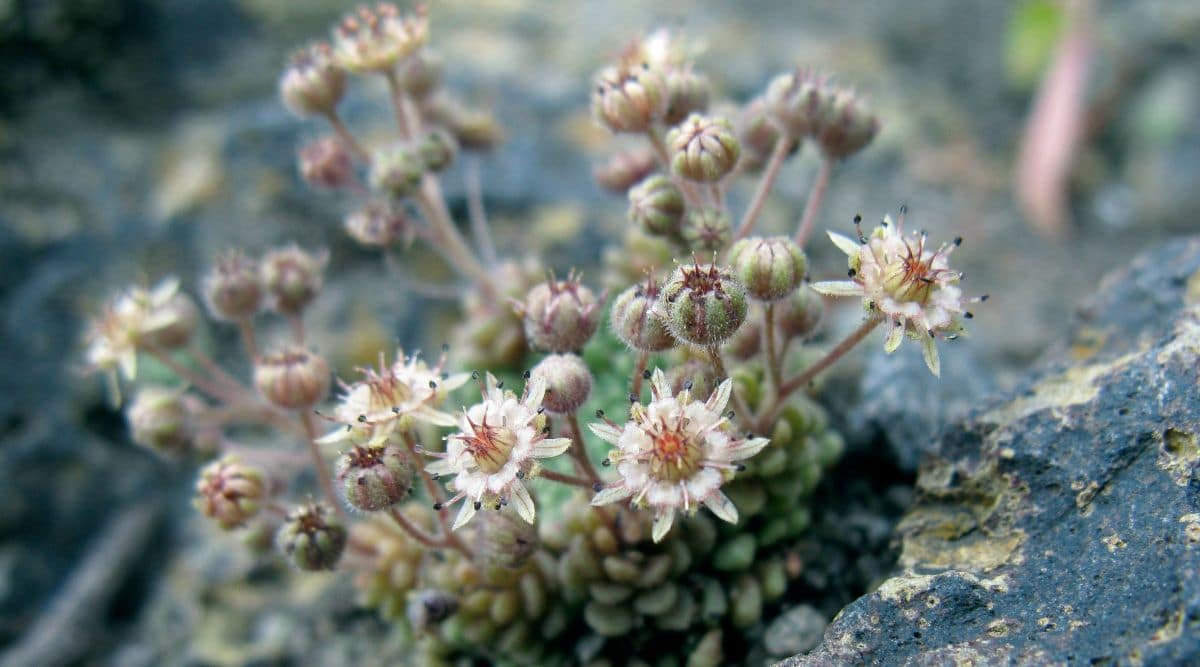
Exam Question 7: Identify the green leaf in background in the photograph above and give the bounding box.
[1005,0,1066,91]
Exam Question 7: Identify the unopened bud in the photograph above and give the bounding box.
[335,443,414,512]
[681,208,732,252]
[422,97,504,151]
[254,345,330,409]
[465,506,539,569]
[665,360,718,400]
[659,262,747,345]
[195,455,266,530]
[776,285,824,339]
[276,502,346,571]
[298,136,356,190]
[628,174,685,238]
[417,129,458,172]
[279,42,346,117]
[344,200,410,248]
[667,114,740,183]
[261,245,327,316]
[663,67,710,125]
[203,251,262,321]
[592,64,667,133]
[724,316,762,361]
[738,98,786,172]
[531,353,593,414]
[127,386,192,455]
[813,87,879,160]
[594,148,657,194]
[517,277,603,353]
[397,52,443,99]
[727,236,807,301]
[609,280,676,352]
[764,69,828,137]
[369,143,424,198]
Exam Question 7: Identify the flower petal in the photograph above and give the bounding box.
[921,334,941,377]
[451,500,477,530]
[651,509,676,543]
[440,372,471,392]
[510,481,536,523]
[531,437,572,458]
[810,281,864,298]
[523,375,546,410]
[703,491,739,524]
[883,320,904,354]
[649,368,672,399]
[588,422,623,445]
[315,427,351,445]
[591,484,632,506]
[827,231,862,258]
[425,458,457,476]
[727,437,770,460]
[706,378,732,414]
[413,405,458,427]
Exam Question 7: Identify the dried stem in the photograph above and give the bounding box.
[793,157,834,248]
[735,134,794,241]
[301,411,346,519]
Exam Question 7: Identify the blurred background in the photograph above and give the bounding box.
[1,0,1198,664]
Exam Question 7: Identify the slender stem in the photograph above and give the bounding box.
[465,157,499,267]
[288,315,305,344]
[238,319,258,360]
[777,316,882,398]
[645,127,704,209]
[413,179,494,292]
[539,469,591,488]
[323,111,369,163]
[382,251,464,300]
[401,432,467,554]
[706,346,756,427]
[188,347,249,397]
[763,303,782,391]
[565,412,603,488]
[735,135,794,241]
[387,507,455,552]
[144,347,237,403]
[302,411,346,519]
[630,350,650,400]
[383,70,414,139]
[793,158,834,248]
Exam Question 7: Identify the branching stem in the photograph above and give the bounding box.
[793,157,834,248]
[735,134,795,241]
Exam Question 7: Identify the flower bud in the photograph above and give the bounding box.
[663,67,710,125]
[335,443,414,512]
[344,200,410,248]
[279,42,346,117]
[517,277,603,353]
[141,292,200,350]
[531,353,593,414]
[667,114,740,183]
[298,136,355,190]
[417,129,458,172]
[665,360,718,399]
[126,386,192,455]
[610,280,677,352]
[398,52,442,99]
[724,316,762,361]
[594,148,657,194]
[628,174,685,238]
[331,3,428,74]
[203,251,262,322]
[681,208,732,253]
[465,507,539,569]
[276,502,347,571]
[727,236,807,301]
[254,345,330,409]
[369,143,424,198]
[261,245,327,316]
[592,64,667,133]
[423,98,504,151]
[764,69,828,137]
[738,98,786,172]
[195,456,266,530]
[776,285,824,339]
[813,87,879,160]
[659,262,748,345]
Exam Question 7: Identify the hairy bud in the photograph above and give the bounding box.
[609,280,676,352]
[727,236,807,301]
[369,143,424,198]
[195,456,266,530]
[276,502,347,571]
[594,148,657,194]
[663,67,710,125]
[254,345,330,409]
[681,208,732,253]
[203,251,262,321]
[531,353,593,414]
[517,276,603,353]
[813,86,879,160]
[665,360,718,399]
[592,64,667,133]
[279,42,346,117]
[724,316,762,361]
[261,245,327,316]
[298,136,356,190]
[667,114,741,183]
[659,262,748,345]
[628,174,685,238]
[738,97,787,172]
[465,507,540,569]
[776,285,824,339]
[764,68,828,137]
[335,442,414,512]
[417,129,458,172]
[127,386,192,455]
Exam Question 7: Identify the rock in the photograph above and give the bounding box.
[764,605,826,658]
[782,237,1200,665]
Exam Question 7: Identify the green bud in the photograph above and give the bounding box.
[664,68,710,125]
[253,345,330,410]
[667,114,741,183]
[276,502,347,571]
[369,143,424,197]
[335,443,413,512]
[727,236,807,301]
[776,285,824,339]
[592,64,667,133]
[680,208,731,253]
[418,129,458,172]
[763,69,827,137]
[260,244,327,316]
[814,86,879,160]
[127,387,192,454]
[195,455,265,530]
[610,281,677,352]
[518,277,603,353]
[628,175,685,238]
[659,263,747,345]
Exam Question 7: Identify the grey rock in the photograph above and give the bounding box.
[781,236,1200,666]
[764,604,826,658]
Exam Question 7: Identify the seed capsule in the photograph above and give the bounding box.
[609,280,676,352]
[628,174,685,239]
[667,114,741,183]
[531,353,593,414]
[659,262,747,345]
[254,345,330,410]
[335,442,414,512]
[276,502,347,571]
[195,456,266,530]
[727,236,807,302]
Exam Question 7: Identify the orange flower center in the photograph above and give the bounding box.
[455,414,517,474]
[645,422,702,482]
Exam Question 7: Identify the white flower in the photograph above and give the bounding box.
[331,3,428,74]
[317,349,468,446]
[810,211,982,376]
[425,374,570,530]
[589,369,769,542]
